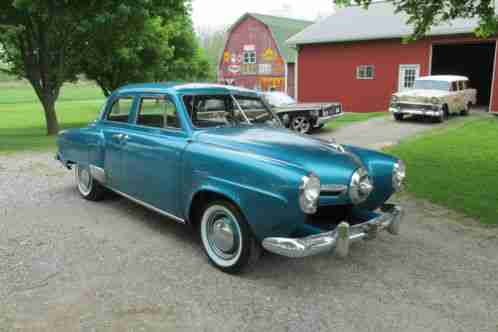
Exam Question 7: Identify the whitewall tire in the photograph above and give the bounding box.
[199,200,259,273]
[75,164,105,201]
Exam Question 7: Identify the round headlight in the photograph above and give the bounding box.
[310,110,319,117]
[392,160,406,191]
[391,95,399,103]
[430,97,440,105]
[299,173,320,214]
[349,168,373,204]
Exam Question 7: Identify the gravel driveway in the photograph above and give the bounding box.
[1,114,497,331]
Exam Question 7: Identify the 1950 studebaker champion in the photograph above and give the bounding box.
[57,83,406,273]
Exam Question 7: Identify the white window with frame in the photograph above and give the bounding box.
[356,65,374,80]
[243,51,257,64]
[398,64,420,91]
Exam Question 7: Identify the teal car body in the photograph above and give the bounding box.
[57,83,405,268]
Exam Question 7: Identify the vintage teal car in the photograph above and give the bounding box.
[56,83,406,273]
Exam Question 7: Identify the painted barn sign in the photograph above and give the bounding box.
[219,13,312,97]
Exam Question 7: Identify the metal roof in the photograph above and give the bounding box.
[418,75,469,82]
[287,1,480,45]
[228,13,313,63]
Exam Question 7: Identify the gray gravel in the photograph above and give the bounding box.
[1,113,497,331]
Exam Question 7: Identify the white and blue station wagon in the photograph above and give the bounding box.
[57,83,406,273]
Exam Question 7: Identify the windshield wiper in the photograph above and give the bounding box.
[230,95,252,125]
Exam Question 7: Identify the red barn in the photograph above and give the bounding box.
[219,13,312,97]
[288,2,498,114]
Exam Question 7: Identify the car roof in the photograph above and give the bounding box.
[116,82,259,96]
[417,75,468,82]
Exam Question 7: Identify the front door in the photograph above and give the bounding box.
[398,64,421,91]
[122,94,189,218]
[101,95,136,191]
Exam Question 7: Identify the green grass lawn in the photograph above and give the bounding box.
[386,116,498,225]
[0,82,104,153]
[323,111,387,132]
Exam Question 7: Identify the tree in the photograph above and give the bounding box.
[0,0,201,135]
[197,26,227,80]
[81,2,210,96]
[334,0,497,39]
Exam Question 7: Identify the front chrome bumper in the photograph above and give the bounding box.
[389,107,442,117]
[262,204,403,258]
[315,112,344,126]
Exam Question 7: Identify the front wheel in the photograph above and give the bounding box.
[290,115,312,134]
[200,200,260,273]
[75,164,106,201]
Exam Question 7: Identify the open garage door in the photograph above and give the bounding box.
[431,42,496,107]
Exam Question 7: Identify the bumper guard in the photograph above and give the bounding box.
[262,204,403,258]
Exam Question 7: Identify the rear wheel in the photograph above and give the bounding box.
[290,115,312,134]
[75,164,106,201]
[393,113,404,121]
[199,200,260,273]
[461,102,471,116]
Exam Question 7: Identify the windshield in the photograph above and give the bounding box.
[264,92,296,107]
[183,94,281,129]
[413,80,450,91]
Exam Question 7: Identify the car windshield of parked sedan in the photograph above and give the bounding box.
[183,94,281,129]
[263,92,296,107]
[413,80,450,91]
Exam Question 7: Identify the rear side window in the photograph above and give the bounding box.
[107,97,134,123]
[136,96,181,130]
[459,81,468,90]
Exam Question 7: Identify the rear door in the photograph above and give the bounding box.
[121,93,189,219]
[101,95,136,191]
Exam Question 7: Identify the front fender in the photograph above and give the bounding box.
[344,145,398,210]
[183,142,307,240]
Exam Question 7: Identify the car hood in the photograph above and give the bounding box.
[394,89,449,103]
[195,126,362,186]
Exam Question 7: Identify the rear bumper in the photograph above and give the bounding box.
[315,112,344,126]
[262,204,403,258]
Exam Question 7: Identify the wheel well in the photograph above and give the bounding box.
[188,190,240,227]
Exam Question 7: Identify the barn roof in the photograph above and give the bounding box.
[287,1,480,46]
[231,13,313,62]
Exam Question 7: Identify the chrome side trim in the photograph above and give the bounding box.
[107,187,186,224]
[89,165,106,184]
[262,204,403,258]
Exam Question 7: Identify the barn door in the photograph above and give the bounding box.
[398,64,420,91]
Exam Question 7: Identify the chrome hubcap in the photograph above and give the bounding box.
[207,211,239,260]
[292,116,310,133]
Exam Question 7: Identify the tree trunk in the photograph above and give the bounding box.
[41,97,60,136]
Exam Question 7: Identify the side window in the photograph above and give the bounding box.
[459,81,467,90]
[136,96,181,130]
[107,97,134,123]
[356,65,374,80]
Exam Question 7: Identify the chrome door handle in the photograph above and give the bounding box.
[112,133,124,140]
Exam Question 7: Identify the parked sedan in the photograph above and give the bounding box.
[57,83,405,273]
[389,75,477,122]
[261,91,343,134]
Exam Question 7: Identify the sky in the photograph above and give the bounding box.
[191,0,336,30]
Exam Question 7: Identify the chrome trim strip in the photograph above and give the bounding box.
[320,184,347,194]
[89,165,106,184]
[107,187,186,224]
[315,112,344,126]
[262,204,403,258]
